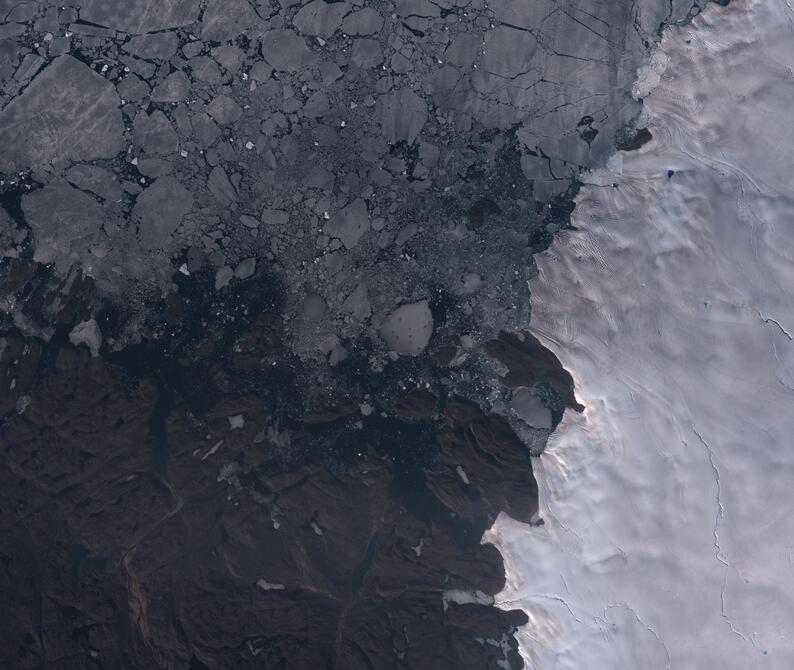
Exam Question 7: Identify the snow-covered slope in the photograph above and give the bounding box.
[487,1,794,667]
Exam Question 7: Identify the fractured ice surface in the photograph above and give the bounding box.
[379,300,434,356]
[487,1,794,667]
[0,55,123,172]
[78,0,200,34]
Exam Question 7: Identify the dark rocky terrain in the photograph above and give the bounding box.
[0,258,579,669]
[0,0,719,667]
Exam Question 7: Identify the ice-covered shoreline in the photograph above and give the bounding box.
[487,0,794,667]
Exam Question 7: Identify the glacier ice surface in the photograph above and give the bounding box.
[486,1,794,667]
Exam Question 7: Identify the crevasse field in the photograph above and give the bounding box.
[487,1,794,667]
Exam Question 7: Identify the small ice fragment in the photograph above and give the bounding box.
[201,440,224,461]
[456,465,470,485]
[441,589,494,612]
[69,319,102,357]
[256,579,285,591]
[16,395,30,414]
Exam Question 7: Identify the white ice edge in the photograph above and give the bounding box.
[485,1,794,668]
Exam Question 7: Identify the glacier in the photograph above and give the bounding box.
[487,1,794,667]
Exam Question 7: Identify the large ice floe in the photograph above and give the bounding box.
[486,1,794,667]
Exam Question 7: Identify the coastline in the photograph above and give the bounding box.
[487,0,794,666]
